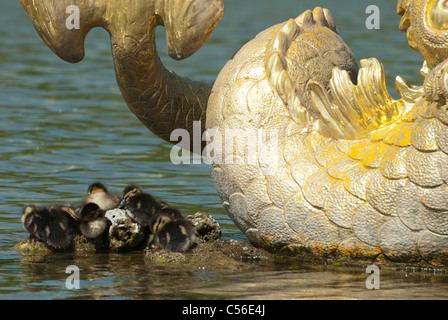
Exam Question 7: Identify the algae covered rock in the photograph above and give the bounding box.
[145,239,274,271]
[106,209,148,252]
[15,234,97,256]
[186,211,221,242]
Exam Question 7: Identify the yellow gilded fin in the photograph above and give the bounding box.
[309,58,406,140]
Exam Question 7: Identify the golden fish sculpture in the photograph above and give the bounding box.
[207,1,448,266]
[21,0,448,266]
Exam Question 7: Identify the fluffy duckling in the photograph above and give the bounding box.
[82,182,121,211]
[77,202,109,239]
[20,183,117,250]
[76,182,118,240]
[118,185,162,225]
[119,185,196,252]
[148,209,197,253]
[21,204,79,250]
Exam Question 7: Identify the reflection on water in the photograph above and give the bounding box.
[11,252,448,300]
[0,0,447,299]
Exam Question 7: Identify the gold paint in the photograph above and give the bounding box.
[383,122,413,146]
[361,142,388,168]
[347,140,376,161]
[427,0,448,30]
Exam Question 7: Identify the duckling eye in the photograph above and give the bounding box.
[427,0,448,30]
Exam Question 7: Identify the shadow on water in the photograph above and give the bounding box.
[1,0,447,299]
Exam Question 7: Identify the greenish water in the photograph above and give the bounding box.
[1,0,447,300]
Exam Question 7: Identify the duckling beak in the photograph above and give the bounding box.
[118,199,126,209]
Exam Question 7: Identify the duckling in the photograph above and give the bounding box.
[82,182,121,211]
[71,182,118,241]
[119,185,196,252]
[21,204,79,250]
[118,185,162,226]
[77,202,109,239]
[148,209,197,252]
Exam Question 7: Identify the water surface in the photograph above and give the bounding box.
[1,0,447,300]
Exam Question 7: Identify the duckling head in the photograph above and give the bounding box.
[88,182,108,194]
[119,185,143,209]
[84,182,120,210]
[78,202,109,239]
[79,202,104,221]
[22,204,38,217]
[21,205,39,233]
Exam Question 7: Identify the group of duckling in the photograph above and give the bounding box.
[21,183,196,253]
